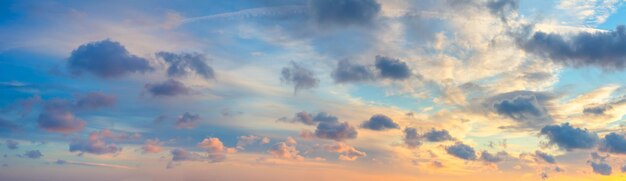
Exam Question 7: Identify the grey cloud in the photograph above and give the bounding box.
[37,100,85,133]
[171,148,201,162]
[520,25,626,71]
[591,161,612,175]
[308,0,380,27]
[446,142,477,160]
[281,112,338,126]
[315,121,357,141]
[488,91,554,129]
[480,151,508,163]
[540,123,599,151]
[156,52,215,79]
[145,79,191,97]
[486,0,519,22]
[281,62,319,93]
[67,39,152,78]
[374,56,412,80]
[584,105,612,115]
[176,112,200,129]
[360,114,399,131]
[535,150,556,164]
[75,92,116,110]
[404,128,421,148]
[5,140,18,150]
[599,132,626,154]
[423,129,455,142]
[331,59,375,83]
[0,117,19,131]
[69,130,124,155]
[23,150,43,159]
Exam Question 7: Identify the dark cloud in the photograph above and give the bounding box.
[75,92,116,110]
[281,112,338,126]
[5,140,18,150]
[331,59,375,83]
[599,132,626,154]
[540,123,599,151]
[145,79,191,97]
[403,128,421,148]
[156,52,215,79]
[488,91,554,129]
[360,114,399,130]
[176,112,201,129]
[308,0,380,27]
[480,151,508,163]
[67,39,152,78]
[69,129,124,155]
[374,56,412,80]
[23,150,43,159]
[446,142,477,160]
[171,148,201,162]
[583,105,612,115]
[315,121,358,141]
[520,25,626,71]
[423,129,455,142]
[37,100,85,133]
[486,0,519,22]
[535,150,556,164]
[590,161,612,176]
[281,62,319,93]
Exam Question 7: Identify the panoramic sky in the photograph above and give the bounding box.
[1,0,626,180]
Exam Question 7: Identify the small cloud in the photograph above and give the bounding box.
[145,79,192,97]
[535,150,556,164]
[156,51,215,80]
[175,112,201,129]
[5,140,18,150]
[280,61,319,93]
[446,142,477,160]
[23,150,43,159]
[360,114,399,131]
[142,139,163,154]
[67,39,153,78]
[374,56,412,80]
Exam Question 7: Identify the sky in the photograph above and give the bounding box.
[1,0,626,180]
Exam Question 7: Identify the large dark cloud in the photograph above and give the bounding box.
[308,0,380,27]
[37,100,85,133]
[540,123,599,151]
[315,121,358,141]
[67,39,153,78]
[599,132,626,154]
[23,150,43,159]
[156,52,215,80]
[446,142,477,160]
[175,112,200,129]
[145,79,191,97]
[520,25,626,71]
[480,151,508,163]
[360,114,399,131]
[331,59,375,83]
[535,150,556,164]
[487,91,554,129]
[591,161,612,176]
[374,56,412,80]
[422,129,455,142]
[281,62,319,93]
[403,127,421,148]
[5,140,18,150]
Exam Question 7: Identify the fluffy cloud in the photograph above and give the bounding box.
[197,137,235,162]
[145,79,191,97]
[308,0,380,27]
[37,100,85,133]
[236,135,270,150]
[480,151,508,163]
[446,142,477,160]
[374,56,412,80]
[323,142,366,161]
[315,121,358,141]
[268,137,303,160]
[67,39,152,78]
[422,129,455,142]
[142,139,163,154]
[156,52,215,79]
[360,114,399,131]
[403,128,421,148]
[5,140,18,150]
[520,25,626,71]
[599,132,626,154]
[23,150,43,159]
[590,161,612,176]
[487,91,554,129]
[535,150,556,164]
[331,59,375,83]
[280,62,319,93]
[69,129,132,155]
[175,112,201,129]
[540,123,599,151]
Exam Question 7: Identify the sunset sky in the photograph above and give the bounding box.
[2,0,626,180]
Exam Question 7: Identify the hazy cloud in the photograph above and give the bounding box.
[145,79,191,97]
[67,39,152,78]
[156,51,215,79]
[281,62,319,93]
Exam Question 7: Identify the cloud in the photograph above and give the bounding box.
[599,132,626,154]
[268,137,303,160]
[37,100,85,133]
[446,142,477,160]
[374,56,412,80]
[69,129,125,155]
[175,112,200,129]
[67,39,153,78]
[315,121,358,141]
[280,112,338,126]
[308,0,380,27]
[197,137,235,162]
[156,51,215,79]
[5,140,18,150]
[23,150,43,159]
[236,135,270,150]
[142,139,163,154]
[487,91,554,129]
[0,118,19,131]
[74,92,117,110]
[323,142,366,161]
[280,61,319,93]
[360,114,399,130]
[520,25,626,71]
[171,148,202,162]
[422,128,455,142]
[486,0,519,22]
[590,161,612,176]
[404,127,422,148]
[480,151,508,163]
[145,79,191,97]
[535,150,556,164]
[55,159,136,170]
[331,59,375,83]
[540,123,599,151]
